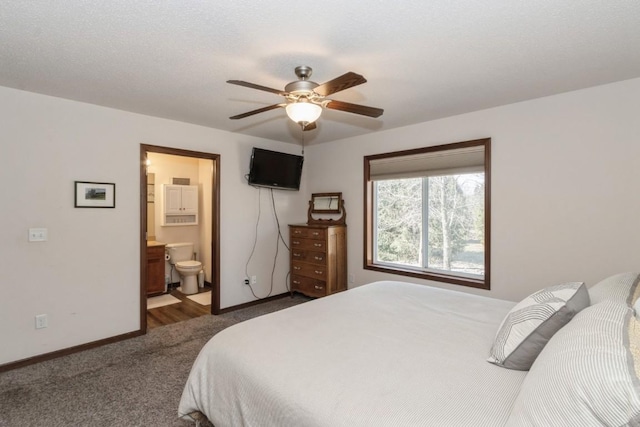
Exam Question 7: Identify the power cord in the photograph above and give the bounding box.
[244,188,263,299]
[270,188,291,292]
[244,188,291,298]
[270,188,290,251]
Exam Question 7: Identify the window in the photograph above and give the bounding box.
[364,139,490,289]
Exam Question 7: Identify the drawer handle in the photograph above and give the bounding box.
[314,270,323,275]
[293,280,301,285]
[314,243,322,247]
[314,285,324,290]
[294,230,302,234]
[292,241,300,245]
[312,232,320,236]
[293,266,301,270]
[293,252,301,257]
[314,256,323,260]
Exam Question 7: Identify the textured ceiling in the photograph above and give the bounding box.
[1,1,640,145]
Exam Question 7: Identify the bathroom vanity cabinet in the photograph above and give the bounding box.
[146,242,166,296]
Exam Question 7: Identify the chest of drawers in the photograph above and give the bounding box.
[289,224,347,298]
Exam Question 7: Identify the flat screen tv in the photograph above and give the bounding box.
[248,147,304,191]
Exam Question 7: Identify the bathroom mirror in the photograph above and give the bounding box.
[311,192,342,213]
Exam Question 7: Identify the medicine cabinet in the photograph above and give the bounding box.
[162,184,198,226]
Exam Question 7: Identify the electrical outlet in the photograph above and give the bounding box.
[244,278,250,285]
[348,274,355,284]
[251,275,257,285]
[35,314,48,329]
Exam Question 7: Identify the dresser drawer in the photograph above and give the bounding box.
[291,249,326,265]
[289,223,346,299]
[290,227,325,240]
[290,238,326,252]
[291,274,326,297]
[291,262,327,280]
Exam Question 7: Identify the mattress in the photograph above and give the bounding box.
[179,281,527,426]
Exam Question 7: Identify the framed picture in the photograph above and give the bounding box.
[74,181,116,208]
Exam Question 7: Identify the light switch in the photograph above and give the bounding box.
[28,228,48,242]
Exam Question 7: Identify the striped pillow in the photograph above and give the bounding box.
[506,301,640,426]
[488,282,589,370]
[588,272,640,305]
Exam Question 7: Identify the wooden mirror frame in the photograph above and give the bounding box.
[307,192,346,225]
[311,192,342,213]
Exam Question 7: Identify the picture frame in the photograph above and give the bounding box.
[74,181,116,208]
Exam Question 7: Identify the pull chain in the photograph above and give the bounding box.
[301,123,305,155]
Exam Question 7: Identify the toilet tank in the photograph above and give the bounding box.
[166,242,194,263]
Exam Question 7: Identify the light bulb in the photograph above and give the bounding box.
[285,102,322,124]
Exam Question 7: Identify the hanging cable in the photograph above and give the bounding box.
[244,188,262,299]
[244,187,289,299]
[267,189,279,299]
[270,189,291,292]
[270,188,290,251]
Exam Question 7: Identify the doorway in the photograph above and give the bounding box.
[139,144,221,332]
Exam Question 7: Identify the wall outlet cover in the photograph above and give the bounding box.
[35,314,48,329]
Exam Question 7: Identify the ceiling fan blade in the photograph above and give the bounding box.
[229,104,282,120]
[302,122,317,131]
[326,100,384,118]
[227,80,287,96]
[314,72,367,96]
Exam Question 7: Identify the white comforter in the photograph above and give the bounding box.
[179,281,526,426]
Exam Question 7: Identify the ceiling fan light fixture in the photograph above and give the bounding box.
[285,101,322,124]
[227,66,383,125]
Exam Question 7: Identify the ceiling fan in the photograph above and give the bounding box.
[227,66,383,131]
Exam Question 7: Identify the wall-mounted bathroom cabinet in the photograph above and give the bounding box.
[162,184,198,226]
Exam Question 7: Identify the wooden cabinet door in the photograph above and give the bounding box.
[147,245,166,296]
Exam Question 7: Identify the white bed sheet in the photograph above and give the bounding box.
[179,281,526,426]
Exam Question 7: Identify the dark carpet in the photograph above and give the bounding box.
[0,294,309,427]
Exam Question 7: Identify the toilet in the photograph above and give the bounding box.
[165,242,202,295]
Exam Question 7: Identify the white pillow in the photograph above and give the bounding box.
[588,272,639,305]
[506,301,640,426]
[487,282,589,370]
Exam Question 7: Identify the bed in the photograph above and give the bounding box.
[179,275,640,426]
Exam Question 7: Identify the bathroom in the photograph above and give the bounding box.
[145,151,215,327]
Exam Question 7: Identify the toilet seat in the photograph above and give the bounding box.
[176,260,201,270]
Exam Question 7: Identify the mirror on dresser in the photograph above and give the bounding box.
[291,193,347,298]
[311,193,342,213]
[307,192,346,225]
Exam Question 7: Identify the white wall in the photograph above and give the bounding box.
[304,78,640,302]
[0,86,306,365]
[3,77,638,366]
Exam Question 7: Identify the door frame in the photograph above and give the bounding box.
[140,144,221,331]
